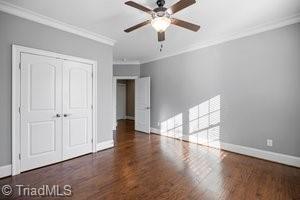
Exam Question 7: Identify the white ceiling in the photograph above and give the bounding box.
[3,0,300,63]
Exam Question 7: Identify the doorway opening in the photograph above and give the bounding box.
[113,76,138,130]
[113,76,151,133]
[117,79,135,122]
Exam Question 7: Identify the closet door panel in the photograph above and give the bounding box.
[20,53,63,172]
[62,61,93,160]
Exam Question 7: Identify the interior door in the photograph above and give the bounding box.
[62,60,93,160]
[20,53,63,172]
[117,84,126,120]
[135,77,150,133]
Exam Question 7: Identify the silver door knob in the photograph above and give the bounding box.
[146,107,151,110]
[63,114,70,117]
[56,114,61,118]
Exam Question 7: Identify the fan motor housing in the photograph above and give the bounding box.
[156,0,165,7]
[153,7,167,12]
[152,10,170,19]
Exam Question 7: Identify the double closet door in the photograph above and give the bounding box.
[20,53,93,172]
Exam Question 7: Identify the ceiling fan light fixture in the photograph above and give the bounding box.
[124,0,200,42]
[151,16,171,32]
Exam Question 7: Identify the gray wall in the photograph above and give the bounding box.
[113,64,140,76]
[141,23,300,157]
[0,11,113,167]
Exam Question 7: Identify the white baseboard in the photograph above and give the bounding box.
[221,143,300,168]
[150,127,300,168]
[181,135,189,141]
[97,140,114,151]
[125,116,135,120]
[113,122,117,131]
[150,127,160,134]
[0,164,11,178]
[0,141,115,179]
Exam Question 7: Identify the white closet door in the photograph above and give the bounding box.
[20,53,63,172]
[62,61,93,160]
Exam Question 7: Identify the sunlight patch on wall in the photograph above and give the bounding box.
[188,95,221,148]
[160,113,183,139]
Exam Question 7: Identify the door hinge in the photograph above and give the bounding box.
[18,106,21,114]
[19,62,21,69]
[91,105,93,109]
[91,138,93,143]
[91,72,93,78]
[19,154,21,160]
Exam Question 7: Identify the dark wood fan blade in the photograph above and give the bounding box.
[158,32,165,42]
[125,1,152,13]
[167,0,196,14]
[171,18,200,32]
[124,20,150,32]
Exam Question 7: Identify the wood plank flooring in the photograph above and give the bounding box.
[1,120,299,199]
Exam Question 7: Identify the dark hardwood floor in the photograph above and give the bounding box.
[1,120,299,199]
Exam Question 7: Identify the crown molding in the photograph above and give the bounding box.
[0,0,116,46]
[141,13,300,64]
[113,60,140,65]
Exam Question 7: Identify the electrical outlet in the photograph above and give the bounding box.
[267,139,273,147]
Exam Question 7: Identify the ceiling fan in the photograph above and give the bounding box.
[124,0,200,42]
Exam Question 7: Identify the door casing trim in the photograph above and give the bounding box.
[12,44,98,175]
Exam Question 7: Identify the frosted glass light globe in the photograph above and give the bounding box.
[151,16,171,32]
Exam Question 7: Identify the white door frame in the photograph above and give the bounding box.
[12,45,98,175]
[113,76,138,130]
